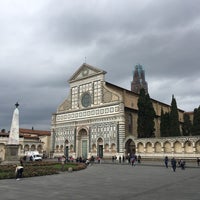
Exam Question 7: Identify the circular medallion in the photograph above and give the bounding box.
[81,93,91,107]
[82,68,89,77]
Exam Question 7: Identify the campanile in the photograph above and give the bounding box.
[131,64,148,94]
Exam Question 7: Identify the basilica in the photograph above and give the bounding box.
[51,63,200,160]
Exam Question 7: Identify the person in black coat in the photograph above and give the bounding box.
[164,156,169,168]
[171,157,177,172]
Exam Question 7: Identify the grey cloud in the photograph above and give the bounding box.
[0,0,200,131]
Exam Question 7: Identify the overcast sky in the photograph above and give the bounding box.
[0,0,200,131]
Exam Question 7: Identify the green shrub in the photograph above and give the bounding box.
[0,162,86,179]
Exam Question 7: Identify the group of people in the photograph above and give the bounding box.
[58,155,102,167]
[164,156,200,172]
[127,154,141,166]
[164,156,187,172]
[111,154,142,165]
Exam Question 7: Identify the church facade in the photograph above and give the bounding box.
[51,63,200,160]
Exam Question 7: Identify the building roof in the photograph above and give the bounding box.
[19,128,51,136]
[105,81,185,112]
[0,128,51,137]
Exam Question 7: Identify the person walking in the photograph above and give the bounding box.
[131,155,136,166]
[197,157,200,166]
[90,156,95,165]
[171,157,177,172]
[180,159,185,170]
[15,164,24,180]
[137,155,141,164]
[119,156,121,164]
[164,156,169,168]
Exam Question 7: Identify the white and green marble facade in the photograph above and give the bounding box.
[51,64,125,159]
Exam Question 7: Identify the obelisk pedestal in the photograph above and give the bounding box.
[4,145,19,161]
[4,103,20,163]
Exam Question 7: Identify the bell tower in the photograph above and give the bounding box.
[131,64,148,94]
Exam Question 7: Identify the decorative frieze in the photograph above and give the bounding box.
[56,105,120,122]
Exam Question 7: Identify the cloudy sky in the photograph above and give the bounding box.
[0,0,200,131]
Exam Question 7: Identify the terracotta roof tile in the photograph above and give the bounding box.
[19,128,51,136]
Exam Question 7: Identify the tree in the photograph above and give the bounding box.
[192,106,200,135]
[137,88,156,138]
[160,109,170,137]
[160,109,165,136]
[137,88,146,138]
[144,93,156,137]
[182,113,192,136]
[169,95,181,136]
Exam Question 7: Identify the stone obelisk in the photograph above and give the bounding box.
[4,102,20,163]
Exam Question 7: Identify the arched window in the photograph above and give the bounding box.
[24,144,29,151]
[31,145,36,151]
[37,145,43,153]
[195,140,200,153]
[154,142,162,153]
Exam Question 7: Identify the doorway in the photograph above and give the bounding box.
[97,138,103,158]
[82,140,88,158]
[125,139,136,156]
[77,128,88,158]
[98,145,103,158]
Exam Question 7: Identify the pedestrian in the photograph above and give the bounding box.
[131,155,136,166]
[61,155,66,171]
[171,157,177,172]
[119,156,121,164]
[112,156,114,163]
[164,156,169,168]
[90,156,95,165]
[180,159,185,170]
[122,155,125,163]
[197,157,200,166]
[138,155,141,163]
[98,157,101,164]
[15,164,24,180]
[128,156,131,164]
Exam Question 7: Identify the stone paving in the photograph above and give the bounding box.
[0,162,199,200]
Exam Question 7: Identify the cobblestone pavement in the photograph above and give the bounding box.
[0,163,199,200]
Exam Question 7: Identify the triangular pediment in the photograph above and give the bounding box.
[68,63,106,83]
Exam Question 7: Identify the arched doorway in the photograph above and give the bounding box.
[97,138,103,158]
[77,128,88,158]
[65,139,69,159]
[125,139,136,156]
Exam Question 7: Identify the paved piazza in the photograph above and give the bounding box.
[0,163,199,200]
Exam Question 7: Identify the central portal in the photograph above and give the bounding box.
[97,138,103,158]
[98,145,103,158]
[77,128,89,159]
[82,140,88,158]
